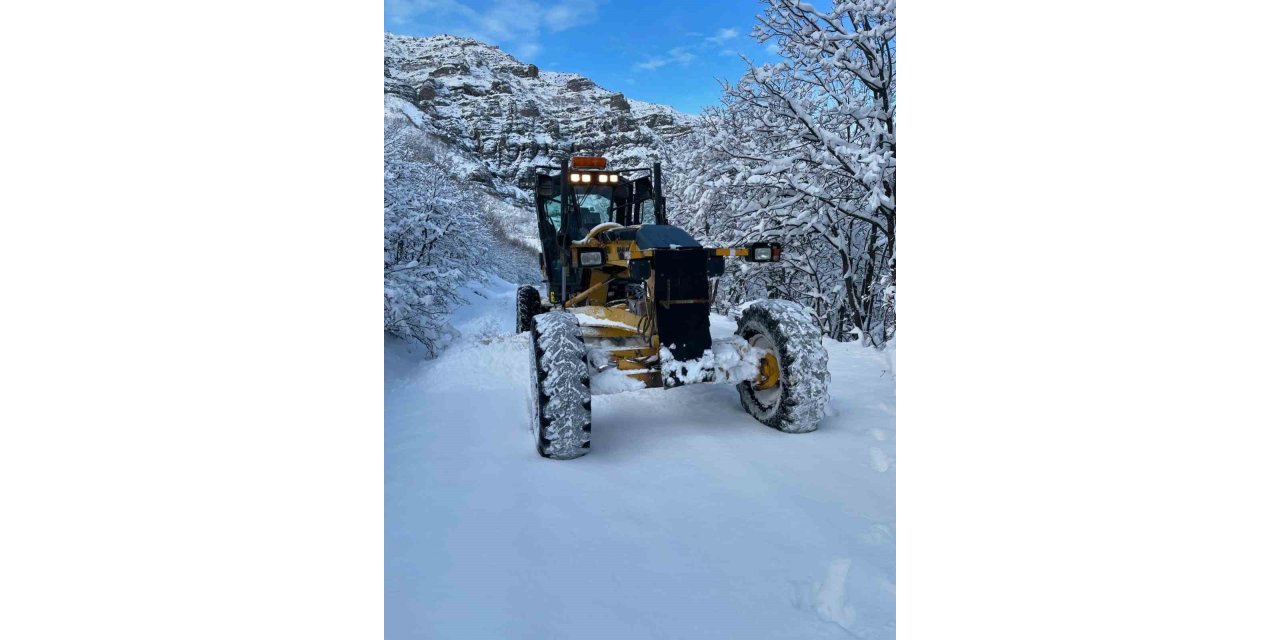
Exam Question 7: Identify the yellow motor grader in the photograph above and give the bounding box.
[519,156,829,459]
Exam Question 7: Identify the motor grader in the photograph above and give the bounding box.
[518,156,830,459]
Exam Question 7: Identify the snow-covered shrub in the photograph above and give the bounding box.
[384,115,485,356]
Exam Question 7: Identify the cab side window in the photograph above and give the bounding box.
[640,200,656,225]
[543,197,562,231]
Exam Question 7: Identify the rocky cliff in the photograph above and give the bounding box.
[384,32,695,192]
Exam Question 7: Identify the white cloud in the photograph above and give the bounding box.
[706,27,739,45]
[543,2,600,33]
[631,46,696,72]
[766,42,781,55]
[387,0,600,61]
[633,58,665,71]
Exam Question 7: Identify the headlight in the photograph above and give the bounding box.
[746,242,783,262]
[570,173,581,183]
[609,174,618,183]
[578,250,604,267]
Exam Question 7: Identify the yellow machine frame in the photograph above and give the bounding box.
[562,224,780,390]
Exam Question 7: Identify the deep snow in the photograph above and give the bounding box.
[385,278,895,639]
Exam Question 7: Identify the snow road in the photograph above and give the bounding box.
[385,278,896,639]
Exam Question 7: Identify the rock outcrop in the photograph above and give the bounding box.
[384,32,695,189]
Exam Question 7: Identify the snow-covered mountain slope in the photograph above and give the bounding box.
[385,278,896,639]
[385,32,694,188]
[385,92,545,261]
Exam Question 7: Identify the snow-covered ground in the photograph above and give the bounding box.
[385,278,896,639]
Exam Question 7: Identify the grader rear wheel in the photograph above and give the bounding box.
[515,285,541,334]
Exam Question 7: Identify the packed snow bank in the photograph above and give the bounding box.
[385,278,895,639]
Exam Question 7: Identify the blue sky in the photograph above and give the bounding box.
[384,0,784,114]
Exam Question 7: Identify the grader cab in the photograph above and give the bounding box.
[519,156,830,460]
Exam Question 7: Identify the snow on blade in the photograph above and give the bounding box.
[658,336,765,387]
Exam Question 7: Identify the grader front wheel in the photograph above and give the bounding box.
[735,300,830,433]
[528,311,593,459]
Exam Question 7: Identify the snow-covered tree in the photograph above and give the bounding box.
[384,116,485,355]
[670,0,896,346]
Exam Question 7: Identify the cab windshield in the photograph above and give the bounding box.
[571,185,615,236]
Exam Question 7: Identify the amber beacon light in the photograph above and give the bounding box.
[570,156,607,169]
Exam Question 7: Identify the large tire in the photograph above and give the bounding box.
[735,299,830,433]
[515,285,541,334]
[528,311,592,459]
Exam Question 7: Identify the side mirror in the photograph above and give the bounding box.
[536,175,556,197]
[632,177,653,200]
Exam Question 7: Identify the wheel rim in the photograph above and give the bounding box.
[748,332,783,407]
